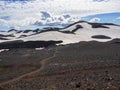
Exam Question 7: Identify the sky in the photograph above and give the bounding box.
[0,0,120,31]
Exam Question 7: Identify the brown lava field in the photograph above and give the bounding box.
[0,41,120,90]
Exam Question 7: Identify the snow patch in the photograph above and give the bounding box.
[35,48,44,50]
[0,22,120,45]
[0,49,9,53]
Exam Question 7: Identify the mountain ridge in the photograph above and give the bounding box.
[0,21,120,45]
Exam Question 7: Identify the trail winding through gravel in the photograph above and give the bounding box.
[0,48,58,86]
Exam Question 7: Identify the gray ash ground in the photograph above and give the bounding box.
[0,41,120,90]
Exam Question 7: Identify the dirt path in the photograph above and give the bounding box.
[0,48,58,86]
[0,47,119,86]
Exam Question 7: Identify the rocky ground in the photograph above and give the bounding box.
[0,41,120,90]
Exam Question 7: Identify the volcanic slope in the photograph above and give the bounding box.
[0,40,120,90]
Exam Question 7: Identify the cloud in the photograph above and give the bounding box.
[89,17,101,22]
[0,0,120,29]
[0,19,8,26]
[93,0,110,2]
[116,16,120,20]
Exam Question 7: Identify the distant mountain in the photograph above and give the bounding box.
[0,21,120,47]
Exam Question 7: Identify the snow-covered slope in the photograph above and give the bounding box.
[0,21,120,44]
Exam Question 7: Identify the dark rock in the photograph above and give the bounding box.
[16,30,23,33]
[75,82,81,88]
[109,38,120,44]
[33,29,40,32]
[0,40,63,49]
[62,21,87,29]
[91,35,111,39]
[0,87,5,90]
[89,23,109,28]
[0,34,15,37]
[18,35,27,38]
[60,25,83,34]
[60,31,72,34]
[8,29,17,32]
[23,30,32,33]
[0,34,7,37]
[71,25,83,33]
[0,37,9,40]
[33,28,60,35]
